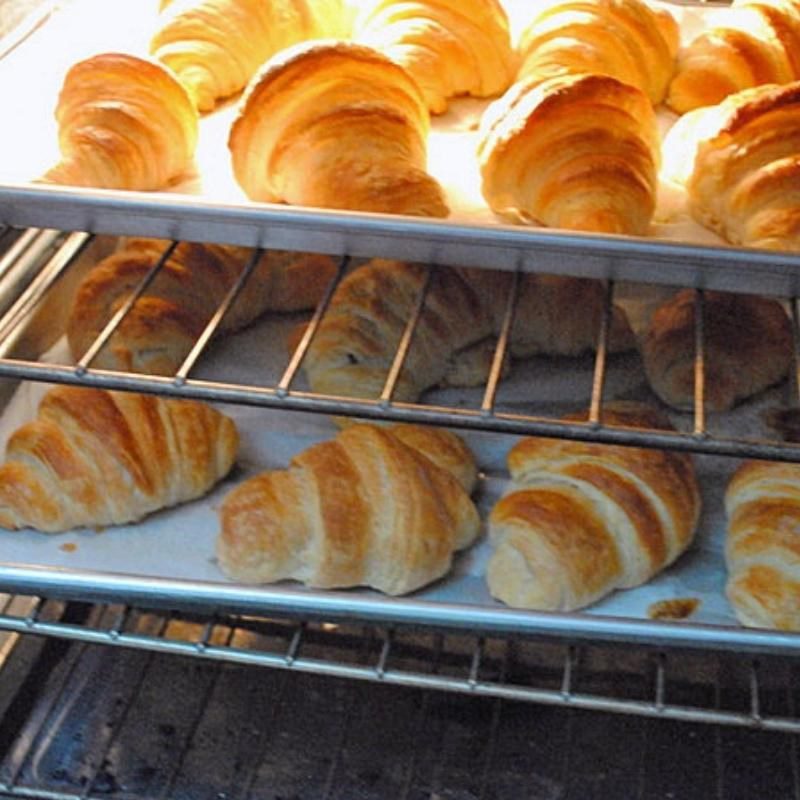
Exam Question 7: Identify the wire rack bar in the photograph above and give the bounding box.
[75,239,177,372]
[0,599,798,735]
[175,246,267,381]
[481,268,520,415]
[0,354,797,463]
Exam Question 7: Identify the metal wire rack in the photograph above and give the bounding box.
[0,591,799,753]
[0,228,799,463]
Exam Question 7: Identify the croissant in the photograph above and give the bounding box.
[477,73,660,235]
[41,53,198,191]
[667,0,800,114]
[352,0,515,114]
[228,41,449,217]
[641,289,792,411]
[665,82,800,251]
[725,459,800,630]
[0,386,238,533]
[150,0,350,112]
[66,239,337,375]
[298,259,634,404]
[487,403,701,611]
[516,0,679,106]
[216,423,480,594]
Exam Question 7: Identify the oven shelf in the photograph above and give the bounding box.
[1,593,799,754]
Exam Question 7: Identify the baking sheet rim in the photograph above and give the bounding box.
[1,560,798,655]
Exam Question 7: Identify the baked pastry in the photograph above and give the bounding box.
[517,0,679,105]
[67,239,337,375]
[353,0,515,114]
[216,423,480,594]
[641,289,792,412]
[228,41,449,217]
[150,0,350,112]
[725,459,800,630]
[477,73,660,235]
[41,53,198,191]
[663,82,800,251]
[667,0,800,114]
[298,259,634,404]
[487,403,701,611]
[0,386,238,533]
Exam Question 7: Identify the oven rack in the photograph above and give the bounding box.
[1,591,799,765]
[0,225,799,463]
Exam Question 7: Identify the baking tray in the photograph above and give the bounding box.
[2,0,800,297]
[0,292,798,657]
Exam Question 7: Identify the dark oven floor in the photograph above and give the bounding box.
[0,604,798,800]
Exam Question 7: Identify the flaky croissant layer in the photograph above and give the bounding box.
[478,73,660,235]
[66,239,337,375]
[216,424,480,595]
[516,0,679,106]
[0,387,238,533]
[725,460,800,630]
[41,53,198,191]
[228,40,449,217]
[667,0,800,114]
[353,0,516,113]
[150,0,351,111]
[663,82,800,250]
[488,404,701,611]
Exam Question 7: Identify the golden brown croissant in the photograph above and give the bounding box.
[667,0,800,114]
[66,239,337,375]
[477,73,660,235]
[41,53,198,191]
[150,0,350,112]
[0,386,238,533]
[664,82,800,250]
[353,0,515,114]
[641,289,792,412]
[228,41,449,217]
[487,403,701,611]
[725,459,800,630]
[298,259,634,404]
[216,423,480,594]
[516,0,679,106]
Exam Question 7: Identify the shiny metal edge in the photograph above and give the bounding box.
[2,184,800,296]
[0,562,797,656]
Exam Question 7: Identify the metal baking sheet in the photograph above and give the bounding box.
[2,1,800,296]
[0,302,798,657]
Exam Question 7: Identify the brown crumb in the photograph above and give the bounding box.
[59,542,77,553]
[647,597,700,620]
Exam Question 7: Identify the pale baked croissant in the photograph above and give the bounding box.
[516,0,679,106]
[228,41,449,217]
[41,53,198,191]
[150,0,350,112]
[667,0,800,114]
[725,459,800,630]
[216,423,480,594]
[0,386,238,533]
[477,73,660,235]
[487,403,701,611]
[662,82,800,250]
[66,239,337,375]
[353,0,515,114]
[298,259,634,404]
[641,289,792,412]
